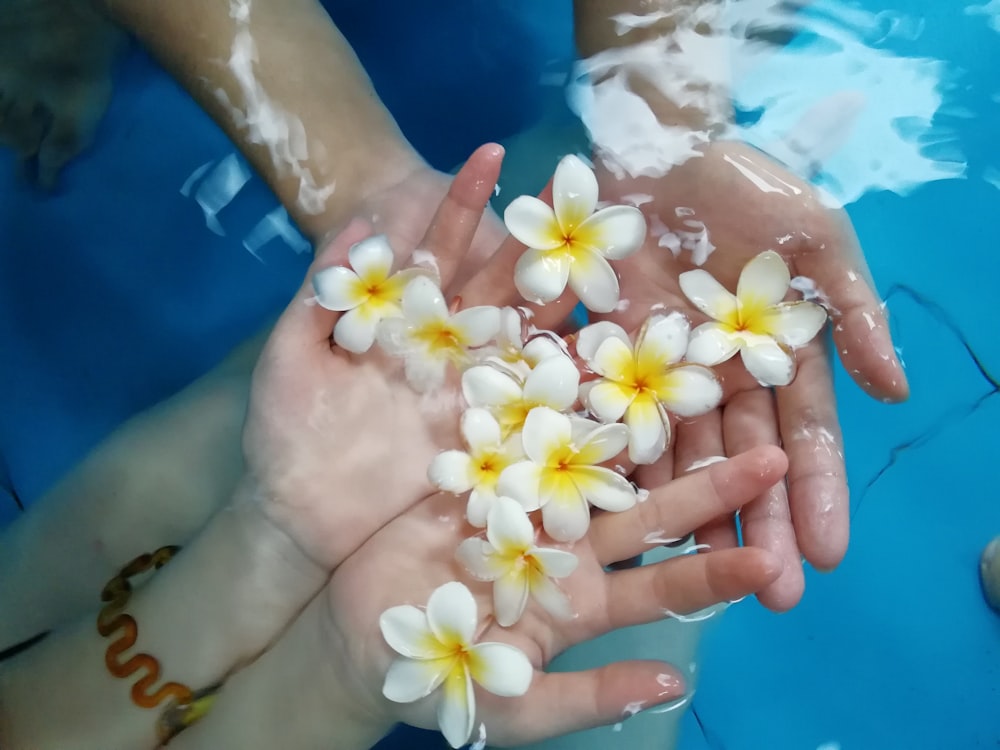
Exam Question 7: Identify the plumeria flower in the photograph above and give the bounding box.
[380,581,533,749]
[576,313,723,465]
[479,307,566,373]
[679,250,829,387]
[428,409,525,527]
[462,353,580,438]
[377,276,501,392]
[312,234,428,353]
[503,154,646,313]
[498,407,637,542]
[456,496,579,626]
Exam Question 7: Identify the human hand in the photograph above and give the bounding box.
[591,140,907,609]
[304,445,787,748]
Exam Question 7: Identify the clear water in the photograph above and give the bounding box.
[0,0,997,748]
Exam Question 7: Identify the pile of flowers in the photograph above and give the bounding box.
[312,154,827,747]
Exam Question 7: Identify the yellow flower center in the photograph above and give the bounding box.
[415,322,463,353]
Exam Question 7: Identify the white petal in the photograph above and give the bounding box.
[529,574,574,621]
[383,657,452,703]
[567,247,620,314]
[522,407,572,463]
[741,339,796,387]
[452,306,501,347]
[466,488,498,528]
[485,496,535,552]
[428,450,476,494]
[522,355,580,412]
[553,154,599,234]
[637,312,690,367]
[492,572,530,627]
[624,396,669,465]
[460,408,502,451]
[514,248,571,304]
[760,301,828,347]
[402,275,448,324]
[438,669,476,749]
[456,538,506,580]
[737,250,790,308]
[312,265,363,311]
[426,582,478,645]
[522,335,566,365]
[375,317,411,356]
[576,205,646,260]
[575,320,630,364]
[333,305,382,353]
[497,461,544,512]
[576,422,630,464]
[679,269,739,322]
[573,466,638,511]
[379,606,439,659]
[686,322,740,366]
[504,196,564,251]
[348,234,394,281]
[462,365,522,409]
[590,335,635,380]
[655,364,723,418]
[468,642,533,697]
[532,547,579,578]
[541,494,592,542]
[404,355,448,393]
[584,381,634,423]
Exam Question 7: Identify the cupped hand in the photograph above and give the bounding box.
[241,144,510,570]
[591,140,908,609]
[317,445,786,747]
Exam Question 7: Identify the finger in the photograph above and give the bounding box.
[601,547,783,632]
[590,445,788,567]
[795,220,908,402]
[775,337,849,571]
[421,143,505,292]
[269,217,376,352]
[458,179,580,333]
[671,409,738,553]
[723,388,804,612]
[489,661,686,744]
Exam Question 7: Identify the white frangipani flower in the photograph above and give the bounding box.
[462,354,580,438]
[312,234,427,353]
[679,250,828,387]
[576,313,722,465]
[503,154,647,314]
[380,582,533,749]
[428,409,524,527]
[480,307,567,375]
[497,407,637,542]
[456,497,578,626]
[377,276,501,391]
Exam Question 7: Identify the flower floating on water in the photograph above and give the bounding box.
[380,581,533,749]
[462,353,580,438]
[428,408,525,527]
[312,234,427,353]
[457,496,578,626]
[503,154,646,313]
[498,407,637,542]
[577,314,722,464]
[377,276,501,391]
[679,250,828,387]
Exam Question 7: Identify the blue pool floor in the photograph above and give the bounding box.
[1,1,998,748]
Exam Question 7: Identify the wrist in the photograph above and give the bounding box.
[125,476,328,689]
[172,594,392,750]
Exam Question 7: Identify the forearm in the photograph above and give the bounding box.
[97,0,422,239]
[572,0,731,135]
[170,594,390,750]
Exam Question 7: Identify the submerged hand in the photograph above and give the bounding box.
[594,140,907,609]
